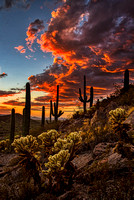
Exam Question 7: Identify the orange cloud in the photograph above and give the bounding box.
[14,45,26,54]
[26,19,44,51]
[28,0,134,111]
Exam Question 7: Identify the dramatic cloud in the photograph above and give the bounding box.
[26,19,45,51]
[28,0,134,105]
[0,90,19,97]
[0,106,11,114]
[0,72,8,78]
[14,45,26,54]
[0,0,33,10]
[3,100,48,107]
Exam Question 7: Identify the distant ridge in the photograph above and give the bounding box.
[0,113,40,137]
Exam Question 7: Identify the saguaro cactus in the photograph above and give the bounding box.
[79,75,94,113]
[22,108,26,136]
[124,69,129,90]
[50,100,52,122]
[90,87,93,107]
[41,106,45,127]
[10,108,15,144]
[51,85,64,122]
[23,82,31,136]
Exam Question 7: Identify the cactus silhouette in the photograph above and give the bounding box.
[79,75,94,113]
[41,106,45,127]
[96,99,100,110]
[23,82,31,136]
[10,108,15,144]
[22,108,26,136]
[124,69,129,90]
[51,85,64,122]
[90,86,93,107]
[50,100,53,122]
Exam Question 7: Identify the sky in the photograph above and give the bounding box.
[0,0,134,119]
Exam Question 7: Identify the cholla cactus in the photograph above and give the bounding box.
[12,135,41,186]
[52,132,82,161]
[109,108,127,128]
[109,108,129,140]
[43,132,82,190]
[52,138,73,154]
[43,150,70,177]
[12,135,39,154]
[0,139,10,153]
[14,135,21,139]
[38,129,60,148]
[67,131,82,144]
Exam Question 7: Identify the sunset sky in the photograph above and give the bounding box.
[0,0,134,119]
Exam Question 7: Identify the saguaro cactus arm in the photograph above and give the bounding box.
[58,110,64,117]
[79,88,84,102]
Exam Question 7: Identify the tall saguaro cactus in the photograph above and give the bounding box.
[22,108,26,136]
[90,86,93,107]
[10,108,15,144]
[41,106,45,127]
[124,69,129,90]
[23,82,31,136]
[51,85,64,122]
[50,100,52,122]
[79,75,94,113]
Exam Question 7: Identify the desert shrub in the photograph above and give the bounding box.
[43,131,82,192]
[81,121,111,149]
[12,135,41,186]
[72,111,82,119]
[0,139,10,153]
[43,149,76,193]
[38,129,60,157]
[52,131,82,157]
[14,134,21,139]
[12,135,39,154]
[109,108,130,140]
[52,138,72,154]
[43,150,70,185]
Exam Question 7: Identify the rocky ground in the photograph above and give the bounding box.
[0,88,134,200]
[0,139,133,200]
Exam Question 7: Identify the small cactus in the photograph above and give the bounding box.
[12,135,39,154]
[38,129,60,146]
[109,108,130,140]
[0,139,10,153]
[12,135,41,186]
[52,131,82,156]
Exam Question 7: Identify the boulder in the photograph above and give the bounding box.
[93,143,115,157]
[72,152,93,170]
